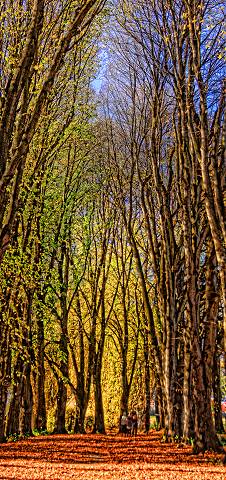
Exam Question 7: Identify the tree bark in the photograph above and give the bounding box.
[33,314,47,431]
[54,376,67,434]
[192,339,220,452]
[143,325,150,433]
[213,351,225,433]
[93,369,105,433]
[0,324,11,442]
[19,364,33,436]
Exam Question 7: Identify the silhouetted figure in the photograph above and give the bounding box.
[120,411,127,435]
[126,413,133,435]
[131,411,138,436]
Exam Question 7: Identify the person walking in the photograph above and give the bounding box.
[126,413,133,436]
[131,411,138,436]
[120,411,127,435]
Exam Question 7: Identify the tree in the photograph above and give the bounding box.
[100,0,225,451]
[0,0,105,260]
[0,2,105,439]
[109,223,141,427]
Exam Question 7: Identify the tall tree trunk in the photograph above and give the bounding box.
[155,383,164,430]
[183,329,193,441]
[33,314,47,431]
[19,364,33,436]
[71,292,91,433]
[54,242,69,434]
[6,354,23,437]
[6,385,19,437]
[74,392,86,434]
[0,385,8,442]
[192,239,222,451]
[7,360,33,437]
[192,352,219,452]
[54,377,67,434]
[213,351,224,433]
[0,325,11,442]
[119,380,129,421]
[143,327,150,433]
[93,284,107,434]
[53,330,68,433]
[93,367,105,434]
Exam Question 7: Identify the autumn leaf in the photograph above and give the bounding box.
[0,432,225,480]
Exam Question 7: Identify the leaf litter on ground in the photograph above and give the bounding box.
[0,431,225,480]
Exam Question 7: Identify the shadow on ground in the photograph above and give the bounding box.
[0,432,223,467]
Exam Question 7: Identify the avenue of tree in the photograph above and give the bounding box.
[0,0,225,455]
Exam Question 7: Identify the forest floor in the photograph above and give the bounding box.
[0,431,225,480]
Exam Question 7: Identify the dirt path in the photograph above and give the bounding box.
[0,432,225,480]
